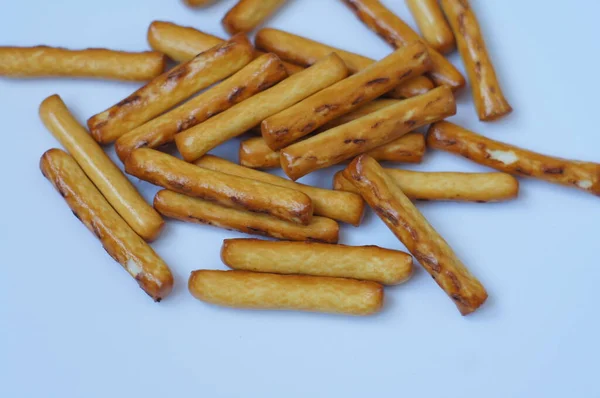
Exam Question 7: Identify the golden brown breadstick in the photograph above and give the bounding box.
[440,0,512,121]
[406,0,455,54]
[428,122,600,196]
[126,149,313,224]
[342,0,465,90]
[194,155,364,226]
[40,149,173,301]
[280,85,455,180]
[255,27,433,99]
[115,53,287,161]
[222,0,287,34]
[343,155,487,315]
[88,35,254,144]
[184,0,217,7]
[175,53,348,162]
[262,41,431,150]
[39,95,164,241]
[221,239,413,285]
[0,46,165,81]
[333,169,519,202]
[189,270,383,315]
[154,190,339,243]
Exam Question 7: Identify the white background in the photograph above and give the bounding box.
[1,1,599,397]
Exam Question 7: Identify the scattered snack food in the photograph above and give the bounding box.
[222,0,287,34]
[406,0,455,54]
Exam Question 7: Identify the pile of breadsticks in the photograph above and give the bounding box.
[5,0,599,316]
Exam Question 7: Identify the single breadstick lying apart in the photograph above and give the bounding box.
[222,0,287,34]
[261,41,431,150]
[88,35,254,144]
[115,53,287,161]
[175,53,348,162]
[342,0,465,90]
[40,95,164,241]
[40,149,173,301]
[440,0,511,121]
[154,190,339,243]
[0,46,165,81]
[194,155,364,225]
[406,0,455,54]
[189,270,383,315]
[428,122,600,196]
[221,238,413,285]
[333,169,519,202]
[343,155,488,315]
[255,27,433,99]
[281,85,455,180]
[184,0,217,7]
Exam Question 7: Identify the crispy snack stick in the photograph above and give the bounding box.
[440,0,512,121]
[255,27,433,99]
[342,0,465,90]
[115,53,287,161]
[428,122,600,196]
[0,46,165,81]
[88,35,254,144]
[222,0,287,34]
[40,149,173,301]
[184,0,218,7]
[344,155,487,315]
[221,238,413,285]
[126,149,313,225]
[40,95,164,241]
[281,86,455,180]
[188,270,383,315]
[333,169,519,202]
[194,155,364,225]
[261,41,431,150]
[175,53,348,162]
[154,190,339,243]
[406,0,455,54]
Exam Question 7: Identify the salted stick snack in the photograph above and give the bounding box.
[281,85,455,180]
[155,190,339,243]
[88,35,254,144]
[40,149,173,301]
[222,0,287,34]
[440,0,512,120]
[428,122,600,196]
[189,270,383,315]
[194,155,364,225]
[344,155,487,315]
[342,0,465,90]
[255,27,433,99]
[0,46,165,81]
[175,53,348,162]
[261,41,431,150]
[115,53,287,161]
[221,239,413,285]
[184,0,217,7]
[333,169,519,202]
[406,0,455,54]
[40,95,164,241]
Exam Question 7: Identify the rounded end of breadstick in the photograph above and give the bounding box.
[139,268,174,302]
[479,102,513,122]
[39,94,64,122]
[137,215,165,243]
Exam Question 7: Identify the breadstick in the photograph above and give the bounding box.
[440,0,512,121]
[115,53,287,161]
[406,0,455,54]
[0,46,165,81]
[221,239,413,285]
[281,85,455,180]
[428,122,600,196]
[188,270,383,315]
[222,0,287,34]
[88,35,254,144]
[40,149,173,301]
[125,149,313,225]
[333,169,519,202]
[261,41,431,150]
[175,53,348,162]
[342,0,465,90]
[344,155,487,315]
[194,155,364,225]
[255,27,433,99]
[154,190,339,243]
[184,0,217,7]
[39,95,164,241]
